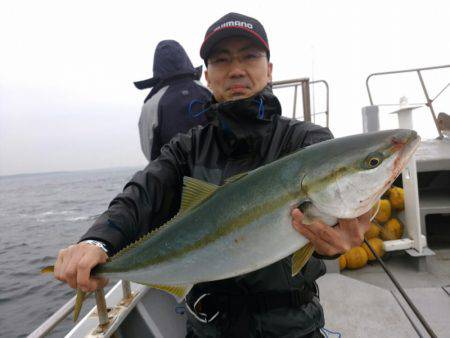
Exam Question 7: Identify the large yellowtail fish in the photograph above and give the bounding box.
[43,129,420,320]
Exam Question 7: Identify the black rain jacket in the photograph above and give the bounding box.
[134,39,211,161]
[81,87,333,337]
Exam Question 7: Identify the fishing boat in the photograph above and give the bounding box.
[29,65,450,338]
[320,65,450,337]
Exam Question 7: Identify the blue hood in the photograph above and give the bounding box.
[134,40,202,90]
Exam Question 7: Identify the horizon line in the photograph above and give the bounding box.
[0,164,146,179]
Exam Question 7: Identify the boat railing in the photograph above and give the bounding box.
[365,64,450,138]
[27,292,86,337]
[364,64,450,257]
[28,280,139,338]
[272,78,330,127]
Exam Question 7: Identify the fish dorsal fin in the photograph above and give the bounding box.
[180,177,219,214]
[112,178,216,260]
[291,243,315,276]
[111,178,218,261]
[111,214,179,260]
[224,172,248,185]
[145,283,193,302]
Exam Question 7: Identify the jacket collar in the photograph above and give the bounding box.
[205,86,282,157]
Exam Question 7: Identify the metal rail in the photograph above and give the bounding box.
[28,281,134,337]
[366,64,450,139]
[27,292,90,338]
[272,78,330,127]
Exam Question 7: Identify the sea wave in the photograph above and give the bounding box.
[65,216,89,221]
[40,210,72,216]
[0,166,136,337]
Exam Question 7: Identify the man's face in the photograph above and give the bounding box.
[205,37,273,103]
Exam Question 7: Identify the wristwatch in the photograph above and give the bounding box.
[81,239,109,254]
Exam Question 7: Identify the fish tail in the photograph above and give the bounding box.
[73,289,87,322]
[41,265,55,274]
[41,265,86,321]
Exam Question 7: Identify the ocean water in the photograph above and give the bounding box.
[0,167,140,337]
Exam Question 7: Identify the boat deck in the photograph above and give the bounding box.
[320,248,450,337]
[415,138,450,172]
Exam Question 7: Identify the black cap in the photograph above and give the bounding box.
[200,13,270,62]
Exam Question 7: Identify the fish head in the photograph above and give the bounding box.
[301,129,420,219]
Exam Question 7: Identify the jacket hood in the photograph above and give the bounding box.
[134,40,202,90]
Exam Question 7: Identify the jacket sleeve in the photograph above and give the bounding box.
[138,86,170,162]
[298,122,334,147]
[282,120,333,154]
[80,129,196,255]
[138,100,157,162]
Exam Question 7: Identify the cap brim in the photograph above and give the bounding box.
[200,27,269,60]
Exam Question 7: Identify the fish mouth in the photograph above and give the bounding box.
[374,132,421,199]
[392,132,420,177]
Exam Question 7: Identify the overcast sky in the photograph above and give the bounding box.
[1,0,449,176]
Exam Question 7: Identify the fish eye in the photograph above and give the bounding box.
[365,154,382,169]
[369,157,380,166]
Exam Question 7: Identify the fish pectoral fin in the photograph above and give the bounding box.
[299,202,337,226]
[224,172,248,185]
[41,265,55,274]
[146,283,193,302]
[180,177,220,214]
[73,289,87,322]
[291,243,315,276]
[301,214,315,225]
[298,201,316,225]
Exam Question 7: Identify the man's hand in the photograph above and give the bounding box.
[54,242,109,292]
[291,209,371,257]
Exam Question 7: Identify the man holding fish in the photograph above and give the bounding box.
[52,12,387,337]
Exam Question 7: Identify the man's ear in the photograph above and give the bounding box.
[267,62,273,82]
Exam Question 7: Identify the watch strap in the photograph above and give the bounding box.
[81,239,109,254]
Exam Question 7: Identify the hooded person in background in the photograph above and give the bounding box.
[53,13,370,338]
[134,40,211,161]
